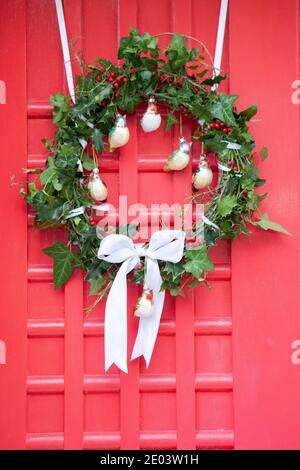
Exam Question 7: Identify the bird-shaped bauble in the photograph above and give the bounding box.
[192,155,213,190]
[140,96,162,133]
[163,137,192,172]
[88,168,108,202]
[133,287,153,318]
[109,113,130,152]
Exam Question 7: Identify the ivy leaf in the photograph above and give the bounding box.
[260,146,269,161]
[89,277,107,295]
[40,157,56,186]
[50,93,70,125]
[217,195,238,217]
[185,246,214,278]
[44,242,81,288]
[240,104,258,121]
[252,213,291,236]
[163,261,185,280]
[92,128,104,153]
[210,94,238,126]
[165,112,178,132]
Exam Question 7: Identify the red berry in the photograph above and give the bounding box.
[115,92,120,97]
[176,78,183,86]
[168,77,173,83]
[180,105,185,111]
[214,122,220,129]
[108,77,114,82]
[116,76,121,82]
[113,82,120,89]
[157,64,162,69]
[130,67,135,74]
[151,71,156,76]
[222,127,228,133]
[234,166,238,171]
[184,113,189,118]
[110,72,115,78]
[227,127,232,133]
[135,264,143,271]
[220,122,225,128]
[243,189,248,196]
[122,77,128,83]
[159,75,165,81]
[228,160,233,166]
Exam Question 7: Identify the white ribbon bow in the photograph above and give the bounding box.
[97,230,185,373]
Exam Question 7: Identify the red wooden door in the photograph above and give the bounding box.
[0,0,299,450]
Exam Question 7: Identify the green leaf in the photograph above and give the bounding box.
[44,242,81,288]
[82,153,96,171]
[217,195,238,217]
[92,128,104,153]
[169,33,186,52]
[165,112,178,132]
[89,277,107,295]
[40,157,56,186]
[240,104,258,121]
[210,94,238,126]
[202,74,226,86]
[185,246,214,278]
[260,146,269,161]
[252,213,291,236]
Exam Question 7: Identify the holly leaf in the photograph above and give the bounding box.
[260,146,269,161]
[165,112,178,132]
[210,94,238,126]
[185,246,214,279]
[82,153,96,171]
[169,33,186,52]
[252,213,291,236]
[217,195,238,217]
[240,104,258,121]
[43,242,81,288]
[92,128,104,153]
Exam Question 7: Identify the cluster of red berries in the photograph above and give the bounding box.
[209,120,232,134]
[105,71,130,97]
[179,104,190,118]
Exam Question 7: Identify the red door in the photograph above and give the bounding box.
[0,0,299,450]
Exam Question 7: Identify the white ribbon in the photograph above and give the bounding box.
[202,215,220,231]
[97,230,185,373]
[65,203,110,219]
[55,0,76,103]
[212,0,229,91]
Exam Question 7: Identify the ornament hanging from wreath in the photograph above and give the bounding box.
[19,29,289,372]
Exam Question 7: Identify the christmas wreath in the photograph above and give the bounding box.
[20,28,288,313]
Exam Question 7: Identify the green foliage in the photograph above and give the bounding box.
[44,242,82,288]
[18,28,289,310]
[185,246,214,279]
[252,213,291,235]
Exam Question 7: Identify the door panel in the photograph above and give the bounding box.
[0,0,298,450]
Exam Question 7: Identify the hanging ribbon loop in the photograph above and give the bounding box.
[97,230,185,373]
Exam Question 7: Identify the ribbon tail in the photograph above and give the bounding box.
[105,260,130,373]
[131,258,165,367]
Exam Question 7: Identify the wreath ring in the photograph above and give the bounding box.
[20,28,288,311]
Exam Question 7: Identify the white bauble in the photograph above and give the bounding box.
[134,288,153,318]
[109,127,130,151]
[192,156,213,190]
[88,168,108,202]
[141,112,162,132]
